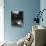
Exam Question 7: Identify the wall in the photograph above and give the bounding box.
[40,0,46,27]
[0,0,4,42]
[4,0,40,42]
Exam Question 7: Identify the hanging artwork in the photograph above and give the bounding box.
[11,11,23,27]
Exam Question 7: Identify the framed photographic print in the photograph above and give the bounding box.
[11,11,23,27]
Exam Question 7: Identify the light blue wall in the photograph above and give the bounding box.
[40,0,46,27]
[4,0,40,42]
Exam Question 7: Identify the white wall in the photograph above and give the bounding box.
[0,0,4,42]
